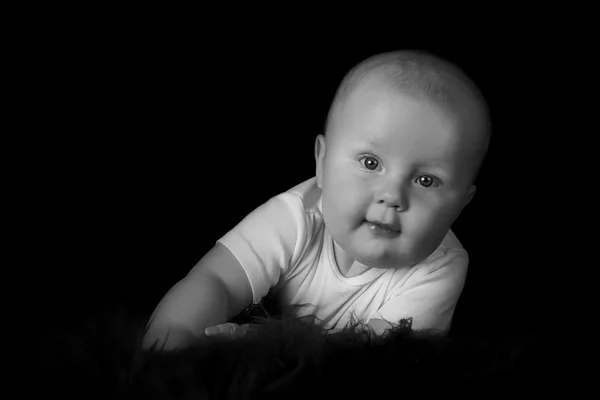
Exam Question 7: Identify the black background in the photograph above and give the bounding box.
[17,37,556,339]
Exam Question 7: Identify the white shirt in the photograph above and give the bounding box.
[217,176,469,333]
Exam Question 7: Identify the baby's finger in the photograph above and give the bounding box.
[205,323,243,338]
[244,324,260,335]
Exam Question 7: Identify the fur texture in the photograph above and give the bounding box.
[33,301,554,399]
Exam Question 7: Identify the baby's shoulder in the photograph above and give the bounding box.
[417,230,469,274]
[439,229,467,257]
[285,176,321,214]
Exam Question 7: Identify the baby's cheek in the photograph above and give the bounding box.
[403,211,434,237]
[402,217,440,254]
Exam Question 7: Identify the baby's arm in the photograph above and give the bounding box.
[143,242,252,351]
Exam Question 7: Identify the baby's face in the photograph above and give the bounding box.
[316,79,480,271]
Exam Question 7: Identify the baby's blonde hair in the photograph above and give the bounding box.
[325,50,492,184]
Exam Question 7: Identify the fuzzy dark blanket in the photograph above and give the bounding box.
[33,302,554,399]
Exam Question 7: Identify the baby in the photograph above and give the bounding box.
[143,50,491,351]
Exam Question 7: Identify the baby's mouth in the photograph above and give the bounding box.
[365,220,401,235]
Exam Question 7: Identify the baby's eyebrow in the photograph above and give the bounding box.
[410,161,451,176]
[356,141,448,164]
[363,138,384,148]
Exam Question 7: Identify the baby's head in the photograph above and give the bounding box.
[315,50,491,271]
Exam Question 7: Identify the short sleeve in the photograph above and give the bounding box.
[216,194,300,304]
[370,250,469,335]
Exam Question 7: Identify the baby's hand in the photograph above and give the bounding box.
[204,323,257,340]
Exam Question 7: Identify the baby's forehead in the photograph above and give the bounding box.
[346,77,481,135]
[368,66,480,113]
[346,87,485,161]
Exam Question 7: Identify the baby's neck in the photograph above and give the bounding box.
[341,262,371,278]
[333,242,370,278]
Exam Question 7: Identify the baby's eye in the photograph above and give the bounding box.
[358,155,440,188]
[416,175,440,188]
[359,155,380,171]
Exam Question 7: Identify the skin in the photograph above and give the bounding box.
[315,74,484,278]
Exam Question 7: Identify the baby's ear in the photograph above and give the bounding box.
[460,184,476,212]
[315,134,326,189]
